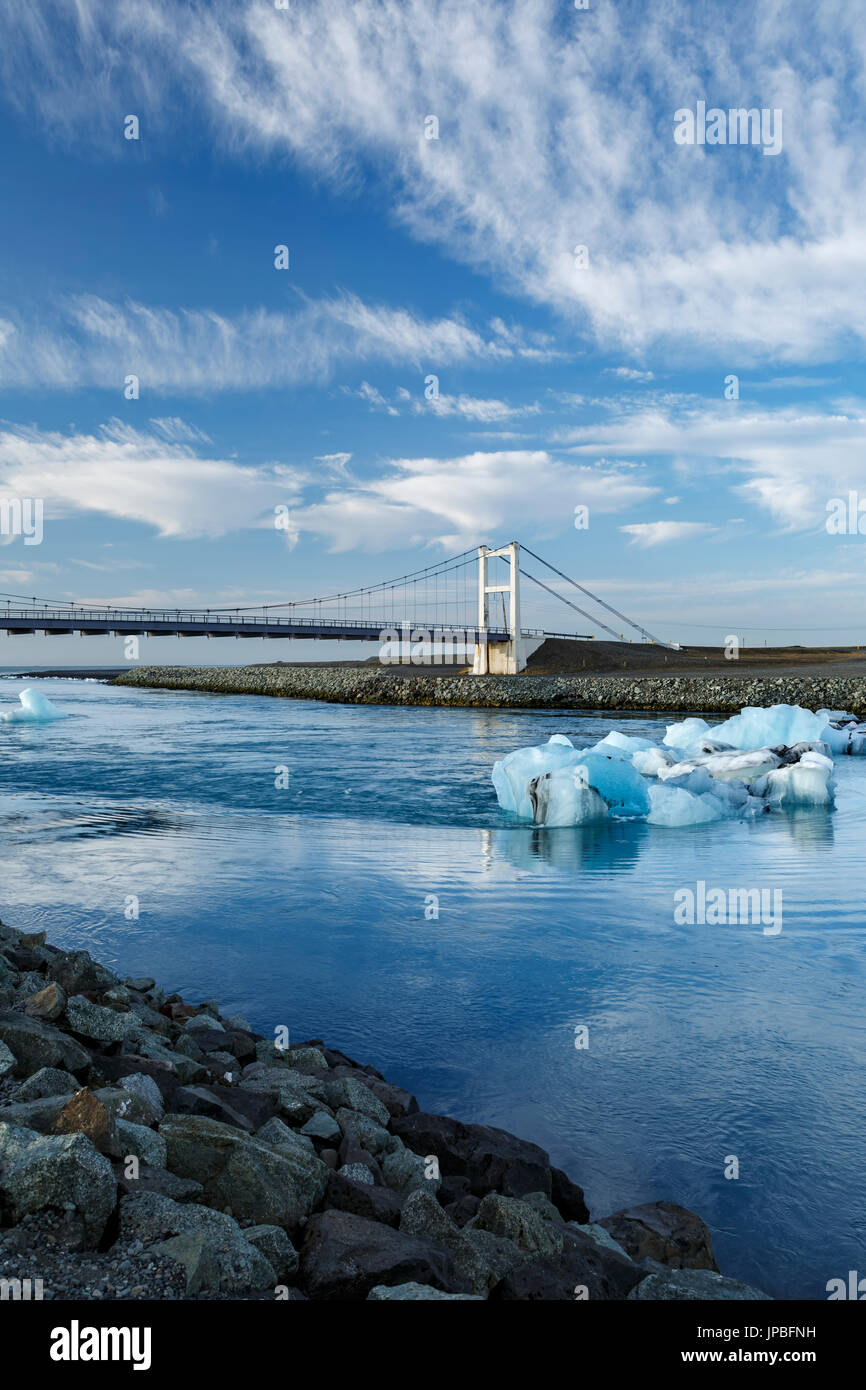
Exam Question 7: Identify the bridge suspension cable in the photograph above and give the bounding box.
[520,545,673,648]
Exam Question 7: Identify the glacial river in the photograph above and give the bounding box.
[1,674,864,1299]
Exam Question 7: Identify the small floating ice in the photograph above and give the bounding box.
[0,688,66,723]
[492,702,847,828]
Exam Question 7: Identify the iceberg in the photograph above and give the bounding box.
[528,766,609,826]
[646,784,725,827]
[492,702,843,828]
[491,735,581,820]
[0,689,66,723]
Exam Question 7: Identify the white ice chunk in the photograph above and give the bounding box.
[817,710,866,755]
[492,737,582,819]
[0,688,66,723]
[588,730,657,760]
[711,704,828,750]
[528,766,610,826]
[646,784,725,826]
[569,752,651,817]
[662,717,712,753]
[659,748,781,785]
[756,753,835,809]
[631,747,677,777]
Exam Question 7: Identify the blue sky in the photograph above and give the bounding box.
[0,0,865,666]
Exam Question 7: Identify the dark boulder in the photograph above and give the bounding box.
[171,1084,276,1132]
[88,1054,180,1100]
[300,1209,463,1299]
[324,1170,405,1227]
[47,950,115,995]
[490,1228,644,1300]
[392,1112,555,1200]
[598,1201,718,1271]
[551,1165,590,1223]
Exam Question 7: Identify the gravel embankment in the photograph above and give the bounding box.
[0,918,769,1300]
[114,665,866,714]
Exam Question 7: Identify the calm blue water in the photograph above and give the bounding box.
[1,675,864,1299]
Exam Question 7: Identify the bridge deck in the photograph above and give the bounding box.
[0,609,516,642]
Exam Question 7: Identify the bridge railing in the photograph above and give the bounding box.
[0,605,543,637]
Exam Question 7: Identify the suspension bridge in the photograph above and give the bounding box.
[0,542,674,674]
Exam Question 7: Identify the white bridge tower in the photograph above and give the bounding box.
[472,541,542,675]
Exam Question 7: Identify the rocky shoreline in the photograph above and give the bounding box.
[0,917,771,1300]
[113,664,866,715]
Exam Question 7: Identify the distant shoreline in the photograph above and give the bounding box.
[111,664,866,714]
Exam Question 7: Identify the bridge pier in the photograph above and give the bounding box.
[472,541,541,674]
[473,635,543,675]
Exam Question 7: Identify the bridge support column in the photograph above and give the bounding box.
[472,541,540,675]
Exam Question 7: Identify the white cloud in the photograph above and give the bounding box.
[0,419,305,538]
[5,1,866,361]
[605,367,655,382]
[294,449,658,551]
[0,420,657,552]
[620,521,716,547]
[417,394,541,423]
[560,400,866,531]
[0,293,514,393]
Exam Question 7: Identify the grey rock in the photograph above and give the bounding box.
[13,1068,78,1102]
[282,1046,328,1071]
[173,1033,204,1061]
[65,995,139,1043]
[159,1113,328,1230]
[151,1230,275,1296]
[324,1170,405,1227]
[118,1073,164,1123]
[628,1269,772,1300]
[335,1106,397,1157]
[124,977,156,992]
[399,1188,488,1295]
[0,1094,83,1133]
[340,1162,375,1185]
[125,1031,204,1085]
[47,950,116,995]
[118,1191,233,1242]
[116,1119,167,1169]
[392,1111,557,1203]
[0,1041,15,1080]
[300,1209,465,1300]
[463,1227,530,1287]
[521,1190,564,1225]
[381,1143,441,1197]
[572,1221,633,1261]
[368,1282,483,1300]
[239,1068,324,1124]
[243,1224,299,1282]
[186,1014,226,1034]
[323,1076,390,1127]
[470,1193,564,1256]
[255,1116,317,1160]
[116,1163,204,1203]
[0,1121,116,1245]
[0,1010,91,1077]
[300,1111,341,1144]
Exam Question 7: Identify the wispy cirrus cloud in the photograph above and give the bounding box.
[621,520,716,548]
[0,293,522,394]
[3,0,866,362]
[560,399,866,531]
